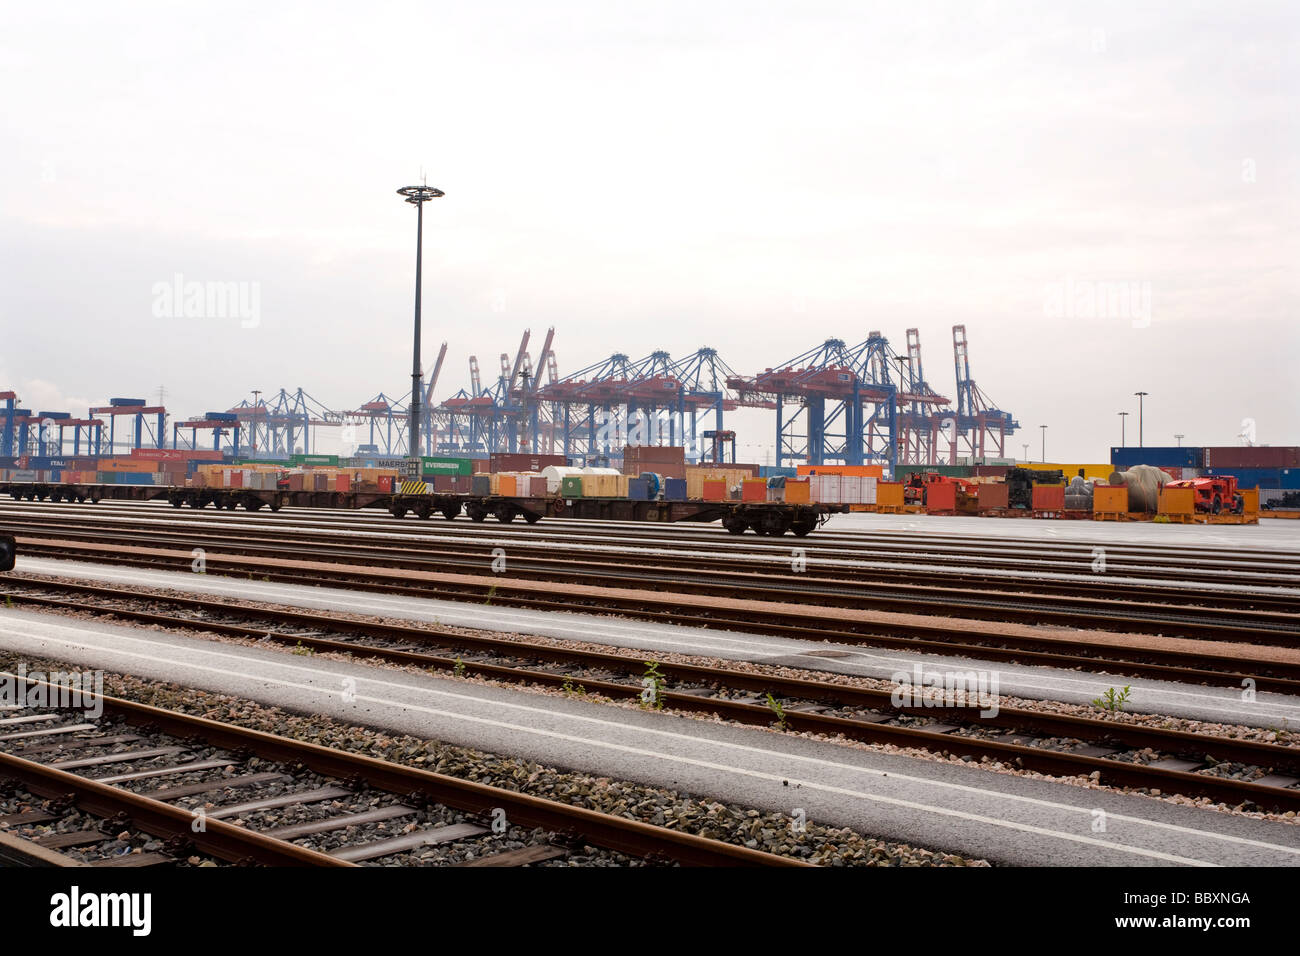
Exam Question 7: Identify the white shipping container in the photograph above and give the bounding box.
[841,475,862,503]
[862,476,877,504]
[820,474,842,503]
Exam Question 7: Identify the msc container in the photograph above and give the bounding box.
[663,478,687,501]
[560,475,584,497]
[1203,447,1300,469]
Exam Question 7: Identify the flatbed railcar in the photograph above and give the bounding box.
[0,481,841,536]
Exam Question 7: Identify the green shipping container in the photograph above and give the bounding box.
[560,475,584,497]
[291,454,339,466]
[420,456,473,476]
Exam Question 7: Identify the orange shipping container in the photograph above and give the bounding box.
[1093,485,1128,513]
[876,482,905,508]
[784,478,811,504]
[702,478,727,501]
[499,475,517,497]
[742,479,768,502]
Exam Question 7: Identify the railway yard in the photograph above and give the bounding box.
[8,0,1296,942]
[0,497,1296,874]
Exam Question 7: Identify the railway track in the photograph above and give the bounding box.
[7,499,1300,579]
[0,673,802,867]
[4,510,1297,612]
[5,513,1298,644]
[4,583,1298,812]
[9,536,1300,693]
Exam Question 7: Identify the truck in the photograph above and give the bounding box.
[1165,475,1244,514]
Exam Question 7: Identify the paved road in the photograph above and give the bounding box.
[0,607,1297,866]
[15,556,1300,730]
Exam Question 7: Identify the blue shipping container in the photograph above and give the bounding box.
[627,477,652,500]
[664,478,687,501]
[1111,446,1203,469]
[1204,467,1296,490]
[759,466,798,479]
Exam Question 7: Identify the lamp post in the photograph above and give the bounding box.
[1039,425,1047,463]
[1118,411,1128,447]
[1022,443,1029,462]
[1175,433,1184,447]
[1134,391,1148,448]
[396,183,445,459]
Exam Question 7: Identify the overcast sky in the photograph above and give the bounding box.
[2,0,1296,461]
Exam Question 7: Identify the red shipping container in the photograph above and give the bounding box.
[1031,483,1065,510]
[977,482,1009,510]
[702,478,727,501]
[526,476,548,497]
[490,453,566,474]
[227,469,244,488]
[925,481,957,512]
[741,478,768,502]
[432,475,455,492]
[378,475,394,493]
[1203,447,1300,469]
[335,473,351,492]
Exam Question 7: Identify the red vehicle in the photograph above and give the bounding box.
[1165,476,1244,514]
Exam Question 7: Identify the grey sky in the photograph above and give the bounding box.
[2,0,1296,460]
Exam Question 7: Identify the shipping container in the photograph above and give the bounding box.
[797,464,886,479]
[627,477,652,500]
[1203,467,1294,490]
[977,482,1009,510]
[1031,483,1066,511]
[623,445,687,479]
[741,478,767,502]
[498,475,518,497]
[759,466,798,479]
[925,481,957,512]
[560,475,583,497]
[1203,447,1300,470]
[663,478,687,501]
[701,478,727,501]
[1110,446,1203,469]
[471,474,492,496]
[420,456,475,476]
[490,453,566,474]
[784,478,811,504]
